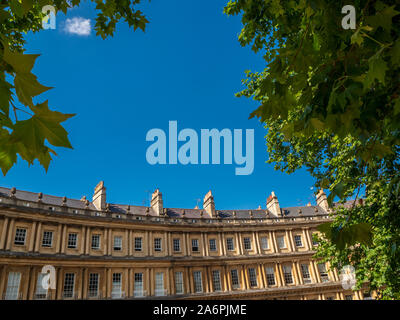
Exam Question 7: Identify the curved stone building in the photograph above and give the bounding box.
[0,182,365,300]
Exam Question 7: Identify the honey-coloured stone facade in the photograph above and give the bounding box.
[0,183,366,300]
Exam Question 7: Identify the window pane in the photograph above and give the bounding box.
[91,235,100,250]
[301,264,312,283]
[260,237,269,250]
[134,237,142,251]
[42,231,53,247]
[154,238,162,252]
[14,228,26,245]
[212,270,221,291]
[113,236,122,251]
[88,273,99,298]
[111,273,122,298]
[209,239,217,251]
[5,272,21,300]
[294,235,303,247]
[155,272,165,296]
[226,238,235,251]
[175,272,184,294]
[67,233,77,249]
[63,273,75,298]
[266,267,276,286]
[193,271,203,293]
[244,237,252,250]
[248,268,257,287]
[134,273,144,297]
[192,239,199,252]
[283,265,293,284]
[230,269,240,289]
[173,239,181,252]
[35,273,48,299]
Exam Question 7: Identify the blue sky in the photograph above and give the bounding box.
[0,0,318,210]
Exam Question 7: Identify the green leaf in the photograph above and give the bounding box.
[14,73,52,107]
[3,45,40,74]
[363,55,388,88]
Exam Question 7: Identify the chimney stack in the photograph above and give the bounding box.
[266,191,281,217]
[203,190,216,217]
[316,189,329,211]
[92,181,106,210]
[151,189,163,216]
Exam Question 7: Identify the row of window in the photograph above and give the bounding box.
[12,228,318,253]
[3,263,331,300]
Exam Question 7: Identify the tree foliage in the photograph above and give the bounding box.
[224,0,400,298]
[0,0,149,175]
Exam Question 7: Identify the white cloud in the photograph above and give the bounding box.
[64,17,91,36]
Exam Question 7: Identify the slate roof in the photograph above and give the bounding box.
[0,186,329,219]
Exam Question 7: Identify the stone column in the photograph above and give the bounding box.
[186,233,191,256]
[285,230,293,252]
[77,268,84,299]
[260,263,267,288]
[188,267,194,293]
[103,228,108,255]
[128,268,132,298]
[205,267,212,293]
[223,266,229,291]
[167,232,172,256]
[204,234,209,256]
[182,233,187,256]
[56,224,62,253]
[5,218,15,250]
[241,266,248,290]
[28,222,37,252]
[252,232,258,254]
[85,227,90,255]
[0,217,9,250]
[56,267,63,300]
[201,233,207,256]
[79,226,86,255]
[292,262,299,285]
[277,263,285,286]
[145,268,150,297]
[295,261,304,285]
[238,233,244,255]
[311,261,321,283]
[302,228,310,250]
[149,268,154,296]
[255,232,261,254]
[289,230,296,252]
[270,231,278,253]
[124,268,129,298]
[184,267,191,294]
[218,233,224,256]
[106,268,112,299]
[221,233,227,256]
[145,231,150,256]
[168,267,174,295]
[34,222,42,252]
[83,268,88,299]
[258,264,265,288]
[124,230,129,256]
[129,230,133,256]
[61,225,67,254]
[25,267,33,300]
[148,232,153,256]
[304,228,313,249]
[108,229,112,256]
